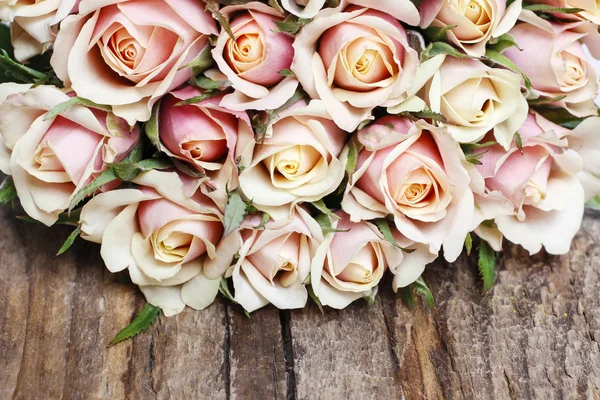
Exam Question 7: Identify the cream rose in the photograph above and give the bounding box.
[311,212,436,308]
[504,10,599,117]
[237,100,348,219]
[0,84,140,226]
[472,112,585,254]
[80,170,224,316]
[51,0,217,125]
[420,56,529,149]
[342,116,474,261]
[418,0,522,56]
[292,6,420,131]
[205,207,322,312]
[211,2,298,111]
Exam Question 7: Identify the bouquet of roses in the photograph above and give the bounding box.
[0,0,599,339]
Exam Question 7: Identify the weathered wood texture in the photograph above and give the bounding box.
[1,202,600,400]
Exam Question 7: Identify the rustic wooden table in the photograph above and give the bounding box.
[1,203,600,399]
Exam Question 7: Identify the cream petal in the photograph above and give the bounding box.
[140,285,185,317]
[181,269,221,311]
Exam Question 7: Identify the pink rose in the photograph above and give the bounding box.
[51,0,217,125]
[0,84,139,226]
[342,116,474,261]
[211,2,299,111]
[80,170,224,316]
[504,11,599,117]
[311,212,436,308]
[292,6,420,131]
[473,112,585,254]
[418,0,522,56]
[205,207,323,312]
[237,100,348,220]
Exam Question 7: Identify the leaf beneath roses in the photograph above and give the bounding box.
[478,241,496,292]
[0,49,61,86]
[372,218,415,253]
[527,94,567,106]
[484,49,532,90]
[465,232,473,256]
[412,277,435,308]
[144,100,161,148]
[362,286,379,305]
[423,24,457,42]
[224,190,248,236]
[44,97,112,121]
[274,15,312,35]
[522,4,584,13]
[487,33,522,53]
[57,226,81,256]
[307,284,324,315]
[0,176,17,205]
[400,286,415,309]
[69,169,119,211]
[108,303,161,347]
[315,213,348,236]
[311,199,340,220]
[586,195,600,210]
[534,106,587,129]
[420,42,477,62]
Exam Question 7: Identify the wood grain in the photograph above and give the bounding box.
[1,202,600,399]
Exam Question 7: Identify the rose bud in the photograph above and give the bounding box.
[237,100,348,220]
[51,0,217,125]
[504,11,599,117]
[205,207,323,312]
[473,112,585,255]
[211,2,298,111]
[80,170,224,316]
[418,0,522,56]
[311,212,436,309]
[342,117,474,262]
[0,84,140,226]
[292,6,420,132]
[422,56,528,149]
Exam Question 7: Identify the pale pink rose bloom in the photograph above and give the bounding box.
[473,112,585,255]
[418,0,522,56]
[204,207,322,312]
[310,212,436,308]
[80,170,224,316]
[0,82,32,174]
[0,0,79,61]
[51,0,217,125]
[292,6,420,132]
[237,100,348,220]
[504,10,599,117]
[522,0,600,24]
[422,56,529,149]
[211,2,298,111]
[157,86,254,210]
[0,84,139,226]
[282,0,420,23]
[342,117,474,262]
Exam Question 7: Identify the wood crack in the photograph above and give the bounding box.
[223,303,232,400]
[279,310,297,400]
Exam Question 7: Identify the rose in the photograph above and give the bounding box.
[211,2,298,111]
[0,82,32,174]
[342,117,474,261]
[292,6,420,131]
[504,11,599,117]
[204,206,322,312]
[418,0,522,56]
[421,56,529,149]
[1,0,78,61]
[280,0,327,18]
[237,100,348,220]
[51,0,217,125]
[311,212,436,308]
[80,170,224,316]
[561,116,600,200]
[156,86,254,209]
[0,84,140,226]
[473,112,585,254]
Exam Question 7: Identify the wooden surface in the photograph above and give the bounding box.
[1,203,600,400]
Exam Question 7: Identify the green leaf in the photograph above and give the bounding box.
[345,137,359,177]
[484,49,532,89]
[181,46,214,73]
[534,106,586,129]
[362,286,379,305]
[44,97,111,121]
[412,277,435,308]
[399,108,448,123]
[175,91,222,106]
[191,75,232,91]
[224,190,248,236]
[278,69,295,77]
[400,286,415,309]
[522,4,583,13]
[219,277,237,303]
[586,195,600,210]
[144,100,161,147]
[527,94,567,106]
[372,218,415,253]
[314,212,348,236]
[0,49,61,86]
[307,284,324,314]
[311,199,340,220]
[108,304,161,347]
[108,158,173,182]
[69,169,119,211]
[274,15,312,35]
[252,88,307,142]
[18,208,82,226]
[268,0,285,13]
[57,226,81,256]
[478,241,496,292]
[421,41,476,62]
[514,132,523,154]
[465,232,473,256]
[255,212,271,229]
[423,24,457,41]
[487,33,521,53]
[0,176,17,205]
